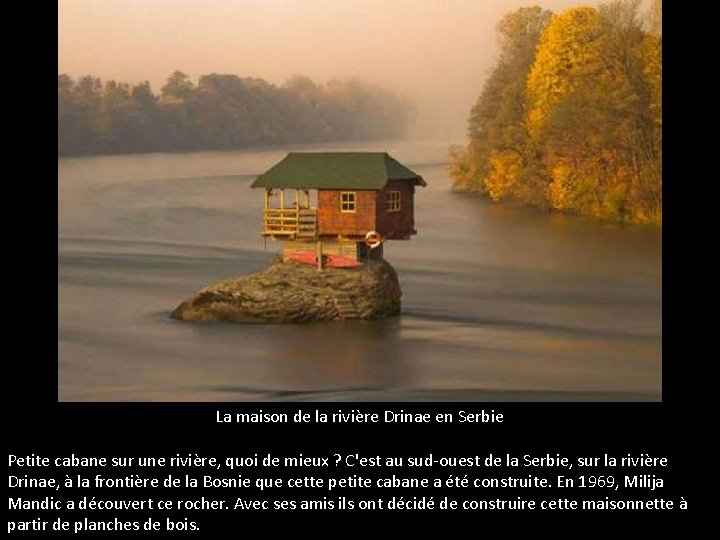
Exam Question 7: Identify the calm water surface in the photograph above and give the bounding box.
[58,140,661,401]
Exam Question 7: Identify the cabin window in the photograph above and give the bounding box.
[340,192,356,213]
[386,190,401,212]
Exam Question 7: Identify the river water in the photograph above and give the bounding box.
[58,140,661,401]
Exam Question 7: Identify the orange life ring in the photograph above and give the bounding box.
[365,230,383,249]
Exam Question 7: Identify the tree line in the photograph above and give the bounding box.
[449,0,662,224]
[58,72,415,156]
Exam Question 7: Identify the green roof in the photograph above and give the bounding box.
[251,152,426,190]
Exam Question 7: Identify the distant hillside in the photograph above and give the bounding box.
[58,72,415,157]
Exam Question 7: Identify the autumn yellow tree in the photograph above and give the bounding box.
[450,0,661,224]
[526,1,660,222]
[527,7,619,218]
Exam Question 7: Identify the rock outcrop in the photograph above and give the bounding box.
[171,257,401,323]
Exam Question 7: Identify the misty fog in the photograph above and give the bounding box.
[58,0,607,140]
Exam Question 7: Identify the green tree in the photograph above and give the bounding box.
[69,75,103,154]
[161,71,194,102]
[58,71,414,156]
[58,75,78,155]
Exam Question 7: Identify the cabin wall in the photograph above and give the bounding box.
[376,181,416,239]
[317,190,377,237]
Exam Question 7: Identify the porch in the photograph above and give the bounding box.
[261,188,317,239]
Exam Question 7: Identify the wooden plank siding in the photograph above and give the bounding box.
[317,190,377,237]
[283,239,360,261]
[376,181,416,239]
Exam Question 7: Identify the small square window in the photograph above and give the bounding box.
[386,190,401,212]
[340,192,356,213]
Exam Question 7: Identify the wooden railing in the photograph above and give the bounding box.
[262,207,317,238]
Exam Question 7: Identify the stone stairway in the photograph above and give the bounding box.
[333,291,359,320]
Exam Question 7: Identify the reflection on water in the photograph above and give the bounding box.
[58,140,661,401]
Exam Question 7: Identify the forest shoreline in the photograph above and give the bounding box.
[58,71,414,158]
[448,2,662,226]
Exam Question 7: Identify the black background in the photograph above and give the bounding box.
[7,401,697,530]
[6,0,701,533]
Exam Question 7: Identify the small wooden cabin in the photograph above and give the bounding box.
[251,152,426,261]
